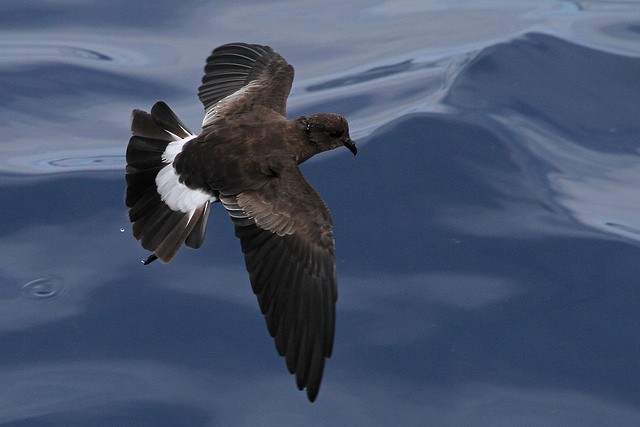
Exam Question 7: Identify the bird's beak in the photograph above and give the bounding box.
[343,139,357,155]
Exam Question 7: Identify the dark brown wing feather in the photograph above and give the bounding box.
[197,43,294,118]
[221,167,337,402]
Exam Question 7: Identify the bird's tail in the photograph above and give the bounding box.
[125,101,212,264]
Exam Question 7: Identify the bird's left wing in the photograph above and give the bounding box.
[220,166,337,402]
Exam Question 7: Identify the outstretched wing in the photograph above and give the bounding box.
[197,43,294,126]
[220,166,337,402]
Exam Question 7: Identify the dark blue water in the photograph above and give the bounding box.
[2,1,640,425]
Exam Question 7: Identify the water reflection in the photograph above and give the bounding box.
[3,360,639,425]
[2,0,640,424]
[0,44,111,61]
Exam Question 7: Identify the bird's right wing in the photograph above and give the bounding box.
[197,43,294,127]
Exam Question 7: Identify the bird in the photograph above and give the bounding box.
[124,43,356,402]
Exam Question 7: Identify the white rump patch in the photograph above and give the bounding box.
[156,135,218,213]
[162,135,196,163]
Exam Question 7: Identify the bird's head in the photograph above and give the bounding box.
[298,113,357,157]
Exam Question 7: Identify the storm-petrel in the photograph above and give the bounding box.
[125,43,356,401]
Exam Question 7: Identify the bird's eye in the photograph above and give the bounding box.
[329,130,344,138]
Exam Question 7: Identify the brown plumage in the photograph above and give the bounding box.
[125,43,356,402]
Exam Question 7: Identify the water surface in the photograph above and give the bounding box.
[2,1,640,425]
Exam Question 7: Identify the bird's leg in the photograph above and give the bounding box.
[143,254,158,265]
